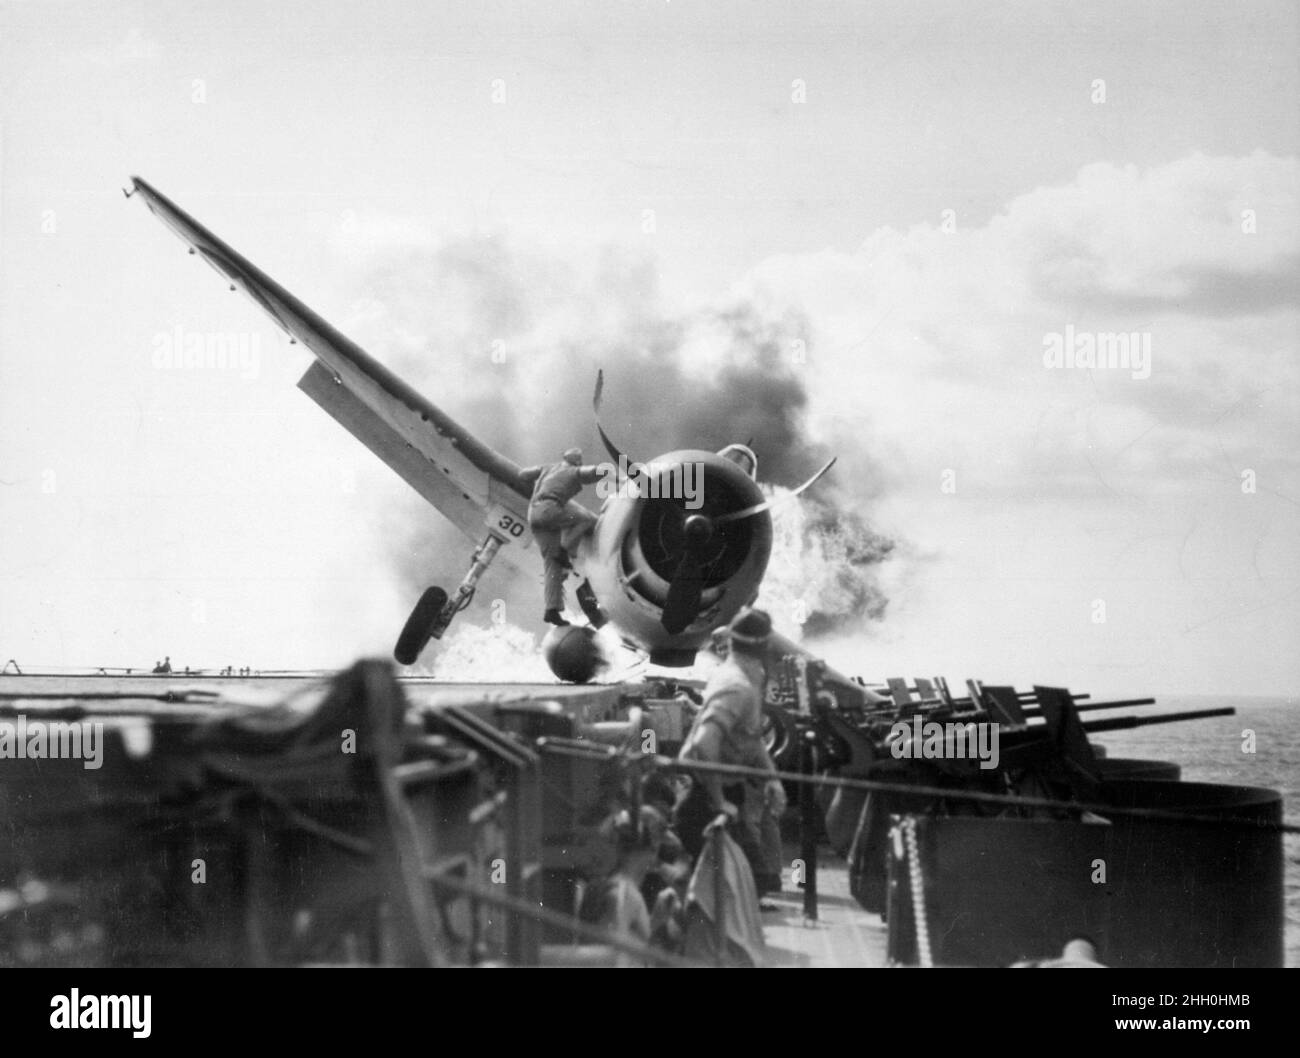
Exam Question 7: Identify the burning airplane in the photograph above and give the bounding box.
[128,178,833,682]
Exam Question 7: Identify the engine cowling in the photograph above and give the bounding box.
[577,449,773,667]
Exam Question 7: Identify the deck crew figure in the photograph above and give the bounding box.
[676,607,787,896]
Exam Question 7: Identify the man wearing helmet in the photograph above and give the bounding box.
[520,448,602,625]
[676,606,787,896]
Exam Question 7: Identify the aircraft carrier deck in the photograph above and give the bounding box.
[0,668,886,968]
[3,666,1286,969]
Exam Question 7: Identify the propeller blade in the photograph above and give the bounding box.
[596,422,627,465]
[714,456,838,525]
[661,551,707,634]
[592,369,636,466]
[660,513,714,633]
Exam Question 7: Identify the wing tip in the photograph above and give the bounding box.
[124,175,151,201]
[127,175,167,203]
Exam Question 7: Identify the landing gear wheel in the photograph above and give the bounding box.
[394,587,448,666]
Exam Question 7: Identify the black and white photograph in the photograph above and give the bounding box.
[0,0,1296,994]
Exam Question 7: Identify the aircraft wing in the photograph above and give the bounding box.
[129,176,540,574]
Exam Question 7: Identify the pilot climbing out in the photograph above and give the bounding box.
[520,448,601,625]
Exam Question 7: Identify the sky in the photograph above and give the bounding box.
[1,0,1297,696]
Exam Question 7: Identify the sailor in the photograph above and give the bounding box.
[520,448,601,625]
[676,607,787,897]
[579,805,668,966]
[717,629,785,896]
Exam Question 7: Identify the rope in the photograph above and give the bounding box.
[535,738,1300,835]
[901,819,932,968]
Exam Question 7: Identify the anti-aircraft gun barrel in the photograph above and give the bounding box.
[1077,706,1235,734]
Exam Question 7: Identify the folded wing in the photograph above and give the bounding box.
[130,176,539,574]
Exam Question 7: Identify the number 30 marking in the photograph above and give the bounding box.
[486,504,530,545]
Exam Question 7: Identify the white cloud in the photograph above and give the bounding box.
[740,151,1300,502]
[731,151,1299,694]
[994,151,1299,308]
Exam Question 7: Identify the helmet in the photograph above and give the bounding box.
[726,607,772,652]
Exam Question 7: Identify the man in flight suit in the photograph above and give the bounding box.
[676,607,787,896]
[520,448,602,625]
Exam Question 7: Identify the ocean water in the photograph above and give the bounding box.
[1090,695,1299,968]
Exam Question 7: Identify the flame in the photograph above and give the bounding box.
[414,619,636,683]
[411,622,550,681]
[759,492,894,641]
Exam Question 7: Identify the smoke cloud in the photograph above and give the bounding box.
[340,235,897,656]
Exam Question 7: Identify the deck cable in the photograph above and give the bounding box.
[535,738,1300,835]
